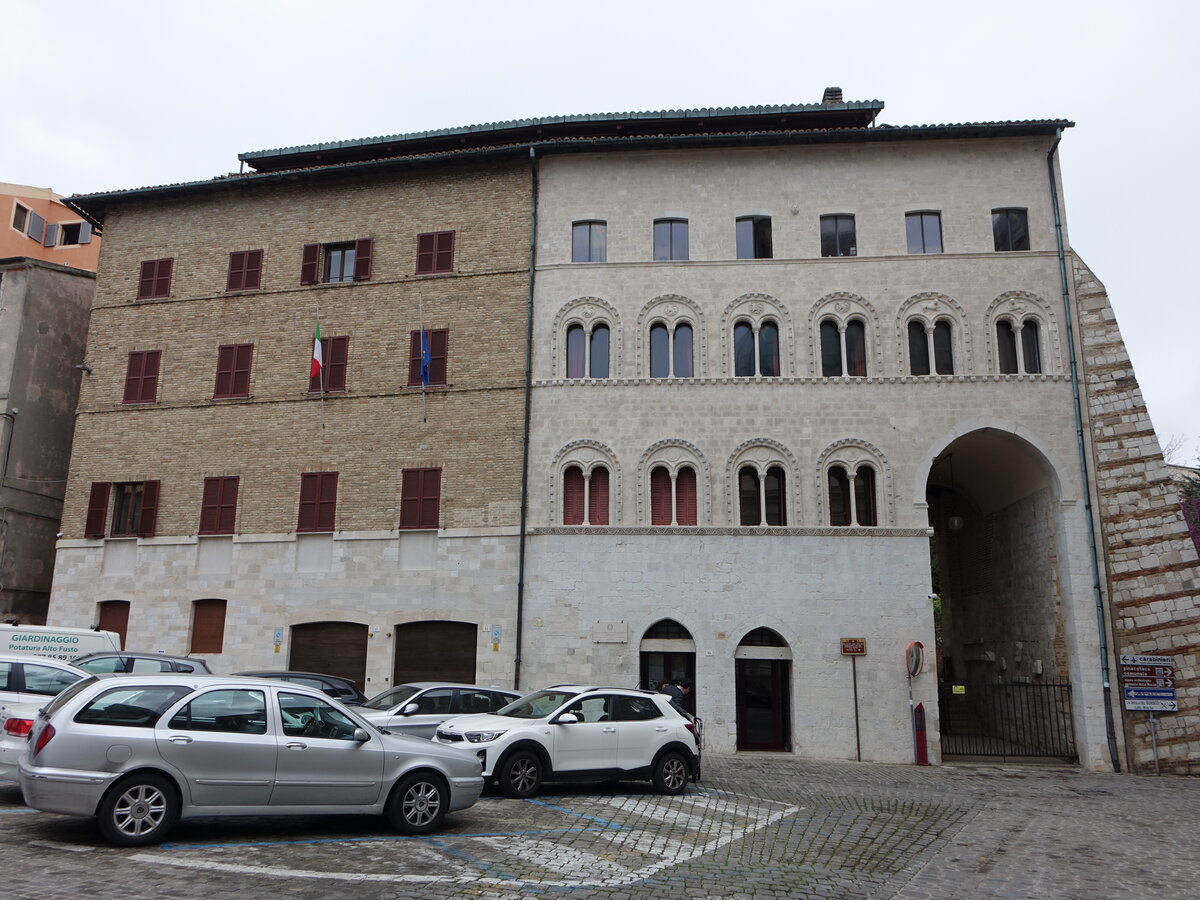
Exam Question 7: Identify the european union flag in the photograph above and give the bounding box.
[420,329,431,387]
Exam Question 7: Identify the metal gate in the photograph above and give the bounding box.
[938,681,1077,761]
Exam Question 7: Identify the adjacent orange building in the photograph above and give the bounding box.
[3,182,101,271]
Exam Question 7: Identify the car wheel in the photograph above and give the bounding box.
[652,751,690,795]
[386,772,447,835]
[96,774,179,847]
[498,750,542,799]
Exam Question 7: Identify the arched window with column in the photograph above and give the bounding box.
[562,463,611,525]
[987,292,1057,377]
[996,317,1042,375]
[555,297,620,381]
[810,293,878,378]
[733,318,780,377]
[650,464,697,526]
[818,440,891,528]
[908,318,955,375]
[566,322,610,378]
[649,320,693,378]
[729,440,797,528]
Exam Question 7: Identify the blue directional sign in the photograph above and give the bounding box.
[1124,688,1175,700]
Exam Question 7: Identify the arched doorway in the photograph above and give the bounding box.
[639,618,696,716]
[289,621,368,691]
[735,627,791,751]
[393,620,478,685]
[927,428,1077,761]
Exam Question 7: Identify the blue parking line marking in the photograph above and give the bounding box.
[0,808,37,814]
[521,798,625,829]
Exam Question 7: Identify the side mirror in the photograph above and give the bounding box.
[351,728,371,743]
[556,712,579,724]
[401,702,420,716]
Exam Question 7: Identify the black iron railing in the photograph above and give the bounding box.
[938,681,1077,761]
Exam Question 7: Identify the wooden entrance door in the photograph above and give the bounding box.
[289,622,368,691]
[735,658,791,751]
[393,621,477,685]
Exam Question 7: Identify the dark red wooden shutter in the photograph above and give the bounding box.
[137,260,157,298]
[676,467,697,526]
[589,467,610,525]
[430,329,448,385]
[232,344,253,396]
[650,467,672,526]
[243,249,263,290]
[563,467,584,525]
[434,231,455,272]
[190,599,227,654]
[407,331,423,386]
[415,233,436,274]
[419,468,441,529]
[123,353,143,404]
[301,243,321,284]
[200,476,239,534]
[218,477,239,532]
[137,479,160,537]
[353,238,373,281]
[227,251,246,291]
[85,482,110,538]
[140,350,161,402]
[317,472,338,530]
[214,345,234,398]
[326,336,348,391]
[298,473,318,530]
[152,259,172,298]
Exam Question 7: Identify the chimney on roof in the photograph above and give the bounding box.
[821,86,844,106]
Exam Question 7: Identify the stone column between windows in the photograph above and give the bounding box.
[838,324,850,377]
[582,471,592,525]
[757,470,768,527]
[583,327,593,378]
[924,325,937,376]
[1013,322,1027,375]
[670,471,679,527]
[752,323,762,377]
[848,470,861,526]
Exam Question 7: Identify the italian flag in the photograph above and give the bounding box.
[311,321,323,379]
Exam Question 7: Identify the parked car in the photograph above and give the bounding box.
[19,674,484,846]
[234,671,367,705]
[74,652,212,675]
[1,700,40,781]
[0,624,122,662]
[433,685,701,798]
[358,682,522,738]
[0,654,88,709]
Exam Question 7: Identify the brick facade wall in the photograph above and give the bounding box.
[1075,256,1200,774]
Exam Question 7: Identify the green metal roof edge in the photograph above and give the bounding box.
[237,101,887,161]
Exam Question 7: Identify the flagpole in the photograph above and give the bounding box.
[315,300,325,432]
[420,294,427,424]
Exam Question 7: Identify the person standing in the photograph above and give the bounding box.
[660,677,692,715]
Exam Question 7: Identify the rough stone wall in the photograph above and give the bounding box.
[1074,256,1200,774]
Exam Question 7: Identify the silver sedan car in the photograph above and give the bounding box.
[19,674,484,846]
[358,682,521,738]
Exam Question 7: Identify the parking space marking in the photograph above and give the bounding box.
[131,789,802,889]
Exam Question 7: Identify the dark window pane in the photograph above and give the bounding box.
[672,221,688,260]
[993,208,1029,251]
[734,322,755,377]
[820,320,842,377]
[738,467,760,526]
[845,321,867,376]
[821,215,856,257]
[654,218,687,261]
[759,322,779,376]
[754,216,772,258]
[649,323,669,378]
[933,320,954,374]
[997,320,1018,374]
[923,214,943,253]
[589,325,609,378]
[566,325,585,378]
[1022,320,1042,374]
[673,324,693,378]
[828,466,850,526]
[908,320,930,376]
[855,466,877,526]
[906,214,924,254]
[820,216,838,257]
[572,221,606,262]
[653,220,671,260]
[736,218,754,259]
[735,216,772,259]
[764,466,786,527]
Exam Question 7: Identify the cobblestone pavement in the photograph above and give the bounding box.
[3,754,1197,900]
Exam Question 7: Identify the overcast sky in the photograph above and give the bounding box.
[7,0,1197,462]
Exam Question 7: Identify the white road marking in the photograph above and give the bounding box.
[473,836,631,879]
[28,840,94,853]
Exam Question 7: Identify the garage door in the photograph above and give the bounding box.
[289,621,368,691]
[394,620,477,684]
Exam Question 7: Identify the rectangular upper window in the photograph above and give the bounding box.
[199,476,239,535]
[226,250,264,291]
[301,238,373,284]
[736,216,773,259]
[213,343,253,399]
[416,231,455,274]
[571,221,607,262]
[992,208,1030,251]
[820,215,856,257]
[310,335,349,393]
[906,212,943,254]
[86,480,160,538]
[137,258,174,299]
[653,218,688,261]
[408,329,448,386]
[122,350,161,404]
[11,203,28,232]
[297,471,338,532]
[57,221,92,246]
[400,467,441,530]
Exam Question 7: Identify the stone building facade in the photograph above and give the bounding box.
[52,94,1199,771]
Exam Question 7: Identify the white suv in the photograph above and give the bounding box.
[433,685,701,798]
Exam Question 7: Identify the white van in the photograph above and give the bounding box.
[0,624,122,662]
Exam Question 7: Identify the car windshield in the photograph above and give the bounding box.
[496,689,578,719]
[42,675,100,716]
[363,685,421,711]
